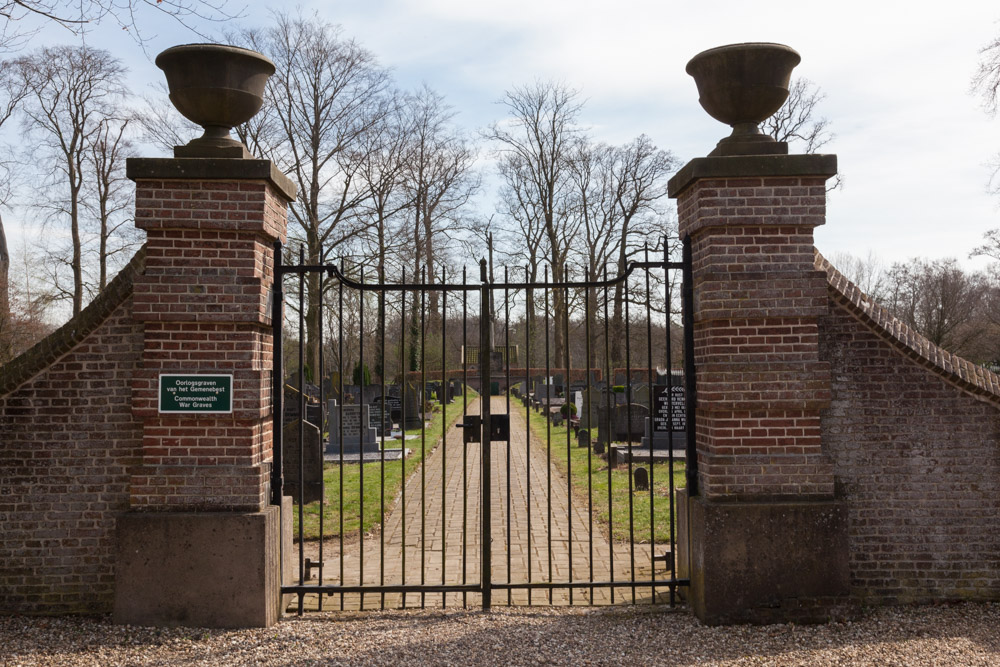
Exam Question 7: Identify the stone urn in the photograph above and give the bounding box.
[685,43,800,156]
[155,43,275,158]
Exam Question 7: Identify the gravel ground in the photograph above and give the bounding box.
[2,602,999,666]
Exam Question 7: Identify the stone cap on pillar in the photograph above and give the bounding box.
[667,153,838,199]
[126,157,297,203]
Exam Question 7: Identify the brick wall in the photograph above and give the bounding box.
[818,253,1000,603]
[0,252,144,614]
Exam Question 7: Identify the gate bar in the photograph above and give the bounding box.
[479,259,492,611]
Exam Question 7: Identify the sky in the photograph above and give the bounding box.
[10,0,1000,271]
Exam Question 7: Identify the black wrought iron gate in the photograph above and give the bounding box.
[272,239,696,612]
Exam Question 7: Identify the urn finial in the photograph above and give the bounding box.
[155,43,275,159]
[685,43,800,157]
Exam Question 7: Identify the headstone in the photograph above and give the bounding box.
[370,395,402,436]
[614,372,627,386]
[551,411,563,427]
[578,388,600,429]
[640,380,686,449]
[593,439,605,456]
[553,373,564,394]
[283,384,322,425]
[612,403,649,443]
[634,466,649,491]
[361,384,383,406]
[400,384,423,429]
[283,419,323,504]
[537,384,558,399]
[342,384,360,404]
[634,383,651,408]
[326,400,379,455]
[577,429,590,449]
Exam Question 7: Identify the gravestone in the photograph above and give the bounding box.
[634,466,649,492]
[577,429,590,449]
[536,384,559,399]
[283,384,321,425]
[341,384,360,404]
[641,381,686,449]
[578,388,601,428]
[282,419,323,504]
[614,371,627,386]
[361,384,383,406]
[370,395,402,437]
[612,403,649,443]
[553,374,564,394]
[326,400,379,455]
[400,384,423,429]
[634,383,651,408]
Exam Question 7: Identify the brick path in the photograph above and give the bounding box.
[294,396,673,610]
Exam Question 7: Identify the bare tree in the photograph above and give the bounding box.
[0,56,30,330]
[972,34,1000,117]
[605,135,677,365]
[0,1,241,52]
[972,32,1000,199]
[761,78,834,152]
[567,134,677,367]
[487,81,583,364]
[761,77,840,190]
[19,44,129,316]
[236,11,392,381]
[401,86,478,312]
[830,250,890,304]
[883,257,989,358]
[0,237,52,362]
[86,115,138,291]
[353,92,411,279]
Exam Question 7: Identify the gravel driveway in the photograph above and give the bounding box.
[3,602,999,666]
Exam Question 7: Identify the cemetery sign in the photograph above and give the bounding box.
[158,374,233,413]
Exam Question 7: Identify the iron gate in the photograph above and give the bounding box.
[272,239,696,612]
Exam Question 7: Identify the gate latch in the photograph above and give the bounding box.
[456,414,510,443]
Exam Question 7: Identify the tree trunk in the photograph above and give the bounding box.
[70,166,83,317]
[0,214,9,322]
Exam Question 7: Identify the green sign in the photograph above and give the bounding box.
[158,374,233,413]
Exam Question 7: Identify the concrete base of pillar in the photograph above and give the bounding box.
[676,489,853,625]
[114,505,284,628]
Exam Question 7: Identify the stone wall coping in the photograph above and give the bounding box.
[668,153,838,198]
[0,245,145,397]
[127,157,297,202]
[817,249,1000,404]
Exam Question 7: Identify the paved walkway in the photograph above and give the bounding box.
[295,396,673,610]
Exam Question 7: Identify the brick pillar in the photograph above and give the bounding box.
[114,158,296,628]
[669,154,850,624]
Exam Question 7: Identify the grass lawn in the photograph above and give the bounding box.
[521,401,685,544]
[293,388,478,541]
